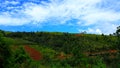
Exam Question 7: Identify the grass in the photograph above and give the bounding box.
[2,37,36,45]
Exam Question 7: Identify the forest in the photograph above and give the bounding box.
[0,26,120,68]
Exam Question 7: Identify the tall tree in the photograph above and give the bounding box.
[116,26,120,36]
[116,26,120,50]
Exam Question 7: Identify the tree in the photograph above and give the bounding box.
[116,26,120,36]
[116,26,120,50]
[0,32,11,68]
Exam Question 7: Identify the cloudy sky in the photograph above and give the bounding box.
[0,0,120,34]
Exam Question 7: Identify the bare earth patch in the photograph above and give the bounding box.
[24,45,42,61]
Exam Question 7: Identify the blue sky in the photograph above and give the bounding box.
[0,0,120,34]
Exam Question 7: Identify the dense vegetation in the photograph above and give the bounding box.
[0,26,120,68]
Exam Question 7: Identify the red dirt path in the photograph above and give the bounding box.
[84,49,118,56]
[24,45,42,61]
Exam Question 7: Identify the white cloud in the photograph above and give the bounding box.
[79,28,102,34]
[0,13,30,26]
[82,11,120,26]
[95,23,118,34]
[78,23,118,35]
[0,0,120,34]
[4,1,19,5]
[24,4,49,23]
[87,28,102,34]
[21,0,103,24]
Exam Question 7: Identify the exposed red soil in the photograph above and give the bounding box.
[12,45,18,50]
[75,34,83,37]
[24,45,42,61]
[84,49,118,56]
[57,52,72,60]
[57,52,66,60]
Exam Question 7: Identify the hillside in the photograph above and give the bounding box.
[0,30,120,68]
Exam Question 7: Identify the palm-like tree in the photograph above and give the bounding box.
[116,26,120,36]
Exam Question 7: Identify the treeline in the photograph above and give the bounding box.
[6,31,117,52]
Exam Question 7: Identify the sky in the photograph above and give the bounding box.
[0,0,120,34]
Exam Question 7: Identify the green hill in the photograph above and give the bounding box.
[0,30,120,68]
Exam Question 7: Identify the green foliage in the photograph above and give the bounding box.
[4,47,30,68]
[0,32,12,68]
[2,37,35,45]
[89,57,106,68]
